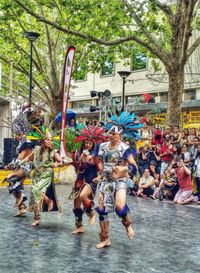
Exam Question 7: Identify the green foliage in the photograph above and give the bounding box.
[0,0,142,110]
[65,128,81,152]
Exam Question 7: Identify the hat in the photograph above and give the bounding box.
[150,160,157,166]
[74,125,107,144]
[155,129,161,135]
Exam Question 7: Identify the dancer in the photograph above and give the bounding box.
[4,105,33,216]
[27,128,65,227]
[95,111,142,249]
[70,126,106,234]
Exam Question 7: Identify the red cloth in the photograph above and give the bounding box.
[176,168,193,191]
[160,145,174,162]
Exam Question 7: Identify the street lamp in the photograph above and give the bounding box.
[24,31,40,107]
[118,71,131,111]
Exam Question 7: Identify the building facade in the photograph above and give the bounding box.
[70,53,200,128]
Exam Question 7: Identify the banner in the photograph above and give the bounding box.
[151,113,166,126]
[182,111,200,128]
[60,46,76,158]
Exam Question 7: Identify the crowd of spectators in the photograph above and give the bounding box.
[68,116,200,206]
[129,124,200,206]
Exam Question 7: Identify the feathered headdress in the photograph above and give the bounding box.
[105,111,143,139]
[27,125,60,147]
[74,125,107,144]
[12,107,30,135]
[12,103,43,135]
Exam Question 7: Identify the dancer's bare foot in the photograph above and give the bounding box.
[126,225,135,240]
[32,220,40,227]
[72,226,84,235]
[96,238,111,249]
[48,200,54,212]
[13,209,26,217]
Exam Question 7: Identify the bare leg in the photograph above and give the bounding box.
[80,185,96,225]
[178,196,195,205]
[14,195,24,207]
[32,203,41,227]
[96,192,111,249]
[96,221,111,249]
[14,202,26,217]
[41,193,54,212]
[72,197,84,234]
[115,188,135,240]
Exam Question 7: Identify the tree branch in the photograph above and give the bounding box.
[186,35,200,60]
[40,5,59,97]
[148,0,173,22]
[13,0,166,60]
[180,0,196,65]
[122,0,169,63]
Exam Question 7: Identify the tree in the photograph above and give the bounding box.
[0,0,142,114]
[12,0,200,126]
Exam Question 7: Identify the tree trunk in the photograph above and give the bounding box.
[166,68,184,127]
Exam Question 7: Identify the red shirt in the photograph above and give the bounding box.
[176,167,193,191]
[160,144,174,162]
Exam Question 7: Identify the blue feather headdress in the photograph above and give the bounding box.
[105,111,143,139]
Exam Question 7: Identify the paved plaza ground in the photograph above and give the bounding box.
[0,185,200,273]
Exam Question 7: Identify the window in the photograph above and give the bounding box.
[101,61,115,77]
[131,53,147,71]
[72,100,92,109]
[184,89,196,100]
[159,92,168,102]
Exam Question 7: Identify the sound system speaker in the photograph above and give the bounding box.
[3,138,19,166]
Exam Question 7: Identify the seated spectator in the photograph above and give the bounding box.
[149,144,161,174]
[153,169,178,200]
[76,118,85,131]
[137,169,155,197]
[127,176,139,196]
[87,118,94,126]
[180,144,191,166]
[149,160,160,187]
[163,126,172,140]
[179,130,188,148]
[187,128,197,152]
[68,117,77,129]
[140,122,152,146]
[190,137,199,160]
[138,145,150,176]
[171,126,181,148]
[151,129,163,146]
[160,135,175,177]
[170,158,195,205]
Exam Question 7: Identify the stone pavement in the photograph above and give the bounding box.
[0,185,200,273]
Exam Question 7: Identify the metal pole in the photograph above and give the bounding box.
[122,78,125,111]
[99,97,102,121]
[104,98,107,123]
[9,62,13,138]
[29,40,33,106]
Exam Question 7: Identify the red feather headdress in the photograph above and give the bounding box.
[74,125,107,144]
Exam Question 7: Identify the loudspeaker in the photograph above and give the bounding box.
[3,138,19,166]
